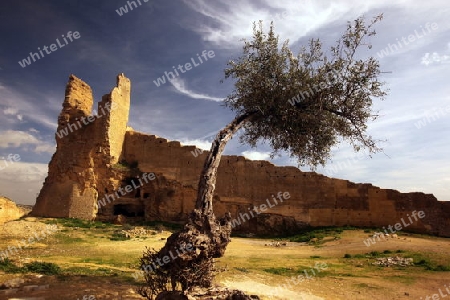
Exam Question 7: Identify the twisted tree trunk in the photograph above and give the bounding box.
[139,112,257,298]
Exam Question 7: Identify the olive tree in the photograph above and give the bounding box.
[139,14,386,299]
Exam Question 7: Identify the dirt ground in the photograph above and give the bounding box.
[1,218,450,300]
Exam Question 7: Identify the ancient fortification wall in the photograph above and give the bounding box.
[32,74,450,237]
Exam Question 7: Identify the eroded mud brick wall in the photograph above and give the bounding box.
[122,132,450,237]
[33,74,450,237]
[32,74,131,220]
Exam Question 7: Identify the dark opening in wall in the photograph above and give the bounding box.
[143,193,150,199]
[113,204,144,217]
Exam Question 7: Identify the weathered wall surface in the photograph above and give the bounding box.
[122,132,450,237]
[32,74,450,237]
[32,74,131,220]
[0,197,26,224]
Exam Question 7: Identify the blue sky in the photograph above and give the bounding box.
[0,0,449,205]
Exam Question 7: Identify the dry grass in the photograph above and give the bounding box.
[1,218,450,299]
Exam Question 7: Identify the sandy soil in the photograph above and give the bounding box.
[1,218,450,299]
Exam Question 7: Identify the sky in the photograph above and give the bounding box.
[0,0,449,205]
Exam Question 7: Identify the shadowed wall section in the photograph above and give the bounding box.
[32,74,450,237]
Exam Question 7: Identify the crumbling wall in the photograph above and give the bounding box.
[0,197,26,224]
[32,74,450,237]
[32,74,131,220]
[122,132,450,237]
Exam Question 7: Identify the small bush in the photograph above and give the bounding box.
[369,251,381,257]
[344,254,352,258]
[24,261,61,275]
[383,250,392,254]
[110,232,130,241]
[0,258,22,273]
[310,255,322,259]
[122,223,134,231]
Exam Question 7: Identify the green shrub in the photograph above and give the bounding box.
[369,251,381,257]
[110,232,130,241]
[122,223,134,231]
[24,261,61,275]
[344,254,352,258]
[0,258,22,273]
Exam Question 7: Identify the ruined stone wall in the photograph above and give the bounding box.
[122,132,450,237]
[0,197,26,224]
[32,74,131,220]
[33,74,450,237]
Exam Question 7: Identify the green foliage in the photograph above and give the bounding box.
[287,226,351,243]
[122,223,134,231]
[24,261,61,275]
[263,267,295,276]
[369,251,381,257]
[110,232,130,241]
[344,254,352,258]
[0,258,22,273]
[0,259,60,275]
[45,218,114,229]
[223,15,386,167]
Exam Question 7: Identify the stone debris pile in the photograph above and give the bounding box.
[373,256,414,267]
[118,226,157,239]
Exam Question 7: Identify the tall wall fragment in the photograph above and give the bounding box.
[31,74,131,219]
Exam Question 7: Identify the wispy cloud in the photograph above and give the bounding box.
[242,150,271,161]
[0,130,55,154]
[421,52,450,65]
[0,161,48,205]
[180,139,211,150]
[181,0,413,46]
[0,83,57,130]
[170,77,223,101]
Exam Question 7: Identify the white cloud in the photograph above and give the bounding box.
[181,0,413,47]
[170,78,223,102]
[242,150,271,161]
[180,139,211,150]
[421,52,450,65]
[3,107,18,115]
[0,130,55,154]
[0,161,48,205]
[0,83,57,130]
